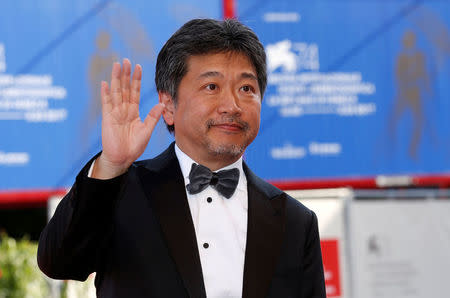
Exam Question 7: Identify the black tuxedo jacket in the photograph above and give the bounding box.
[38,144,325,298]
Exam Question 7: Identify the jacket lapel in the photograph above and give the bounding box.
[242,164,286,298]
[137,144,206,298]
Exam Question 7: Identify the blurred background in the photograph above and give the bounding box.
[0,0,448,297]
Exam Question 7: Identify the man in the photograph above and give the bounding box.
[38,19,325,298]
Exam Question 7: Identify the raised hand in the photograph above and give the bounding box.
[92,59,164,179]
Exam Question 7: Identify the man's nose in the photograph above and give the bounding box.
[217,88,242,115]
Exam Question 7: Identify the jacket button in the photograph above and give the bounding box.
[203,243,209,249]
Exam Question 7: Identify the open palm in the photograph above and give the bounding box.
[94,59,164,178]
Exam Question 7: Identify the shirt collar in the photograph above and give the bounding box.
[174,143,245,190]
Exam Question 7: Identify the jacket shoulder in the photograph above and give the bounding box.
[132,143,177,173]
[244,163,313,214]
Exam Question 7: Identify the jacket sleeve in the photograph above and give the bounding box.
[37,156,127,281]
[301,210,326,298]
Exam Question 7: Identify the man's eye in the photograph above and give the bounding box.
[241,85,253,93]
[206,84,217,91]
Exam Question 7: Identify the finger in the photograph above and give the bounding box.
[121,58,131,103]
[143,103,165,133]
[110,62,122,106]
[130,64,142,105]
[101,81,112,114]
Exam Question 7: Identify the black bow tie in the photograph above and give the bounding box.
[186,163,240,199]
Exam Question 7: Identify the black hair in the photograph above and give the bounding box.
[155,18,267,133]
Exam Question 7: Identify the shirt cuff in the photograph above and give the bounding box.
[87,159,96,178]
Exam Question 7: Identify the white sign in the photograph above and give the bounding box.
[349,200,450,298]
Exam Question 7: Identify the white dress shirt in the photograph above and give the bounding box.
[88,146,248,297]
[175,144,248,298]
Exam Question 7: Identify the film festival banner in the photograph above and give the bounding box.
[0,0,221,192]
[237,1,450,182]
[349,199,450,298]
[1,1,449,193]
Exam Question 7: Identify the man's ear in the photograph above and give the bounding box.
[159,92,175,126]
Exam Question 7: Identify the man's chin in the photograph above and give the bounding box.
[206,142,246,158]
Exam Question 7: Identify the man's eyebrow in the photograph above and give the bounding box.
[198,71,224,79]
[197,71,257,81]
[241,72,258,81]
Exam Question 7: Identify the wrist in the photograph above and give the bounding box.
[91,154,130,179]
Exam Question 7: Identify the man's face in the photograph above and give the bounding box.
[161,51,262,168]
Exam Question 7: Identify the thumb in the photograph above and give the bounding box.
[143,102,165,133]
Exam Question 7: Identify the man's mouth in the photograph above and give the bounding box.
[207,118,248,132]
[213,123,243,131]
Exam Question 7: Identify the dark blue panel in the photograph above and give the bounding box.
[239,0,450,180]
[0,0,221,190]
